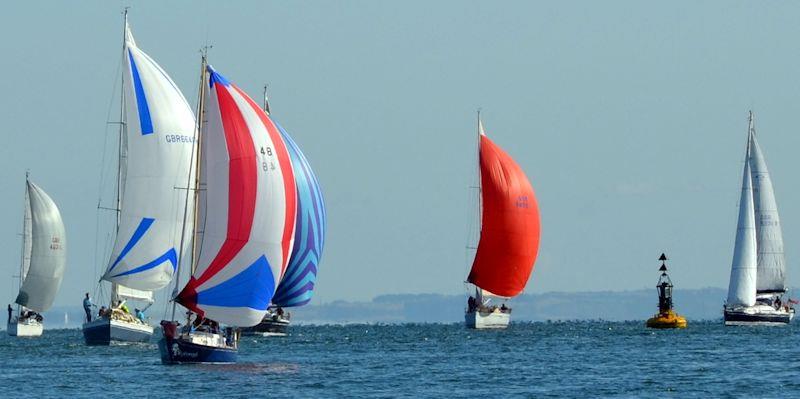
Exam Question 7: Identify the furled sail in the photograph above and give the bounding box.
[467,120,540,298]
[15,181,67,313]
[271,121,326,307]
[101,22,196,292]
[727,154,758,307]
[748,124,786,293]
[176,66,297,327]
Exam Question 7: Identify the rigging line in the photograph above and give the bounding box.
[92,37,125,300]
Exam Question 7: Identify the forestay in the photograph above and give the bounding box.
[271,121,326,308]
[176,66,297,327]
[101,22,196,292]
[15,181,67,313]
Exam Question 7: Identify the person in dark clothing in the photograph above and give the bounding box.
[7,304,12,324]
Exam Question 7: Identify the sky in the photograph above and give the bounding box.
[3,1,800,311]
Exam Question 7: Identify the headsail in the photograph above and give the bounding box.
[101,22,196,292]
[176,66,297,327]
[271,121,326,307]
[15,181,67,313]
[467,120,540,298]
[747,116,786,293]
[727,150,758,307]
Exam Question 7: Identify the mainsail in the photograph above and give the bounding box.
[15,181,67,313]
[748,122,786,293]
[176,66,297,327]
[271,121,326,307]
[467,119,540,298]
[726,153,758,307]
[101,22,196,293]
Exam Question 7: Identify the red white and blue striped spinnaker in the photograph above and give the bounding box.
[177,66,296,327]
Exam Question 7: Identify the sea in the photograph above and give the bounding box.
[1,321,798,398]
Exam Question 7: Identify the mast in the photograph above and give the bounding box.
[171,47,208,321]
[17,172,30,317]
[111,8,130,304]
[262,84,270,115]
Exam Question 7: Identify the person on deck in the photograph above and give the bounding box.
[467,296,476,312]
[7,304,12,324]
[135,308,145,322]
[83,293,93,323]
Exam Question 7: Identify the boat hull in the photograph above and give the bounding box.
[7,320,44,337]
[82,318,153,345]
[465,310,510,329]
[724,306,794,326]
[240,317,290,336]
[158,336,237,364]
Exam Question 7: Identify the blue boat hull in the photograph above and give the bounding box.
[158,336,237,364]
[82,319,152,345]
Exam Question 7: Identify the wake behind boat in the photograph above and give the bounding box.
[724,111,794,326]
[463,115,541,330]
[7,175,67,337]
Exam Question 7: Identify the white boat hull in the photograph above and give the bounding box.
[465,310,510,329]
[724,304,794,326]
[7,319,44,337]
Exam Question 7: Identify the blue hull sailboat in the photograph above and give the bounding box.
[159,57,299,364]
[84,12,195,345]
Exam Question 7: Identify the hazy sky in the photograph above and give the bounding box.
[4,1,800,311]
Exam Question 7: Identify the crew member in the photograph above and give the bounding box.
[83,293,93,323]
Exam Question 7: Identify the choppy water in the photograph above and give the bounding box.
[1,321,799,398]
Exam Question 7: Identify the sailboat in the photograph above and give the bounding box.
[158,59,298,364]
[83,13,196,345]
[241,86,326,337]
[724,111,794,326]
[464,115,541,329]
[8,175,67,337]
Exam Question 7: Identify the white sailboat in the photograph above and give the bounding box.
[464,115,541,329]
[724,111,794,325]
[83,12,196,345]
[8,175,67,337]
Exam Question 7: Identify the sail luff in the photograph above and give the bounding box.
[727,154,758,307]
[15,181,67,313]
[747,117,786,293]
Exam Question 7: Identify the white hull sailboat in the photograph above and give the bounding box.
[724,111,794,326]
[464,115,541,330]
[8,175,67,338]
[84,12,195,345]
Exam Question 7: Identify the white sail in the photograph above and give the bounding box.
[15,181,67,313]
[727,155,758,307]
[101,22,196,291]
[748,123,786,293]
[116,284,153,303]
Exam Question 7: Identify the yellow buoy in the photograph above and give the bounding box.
[645,253,687,329]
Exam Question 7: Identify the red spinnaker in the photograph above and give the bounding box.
[467,134,540,297]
